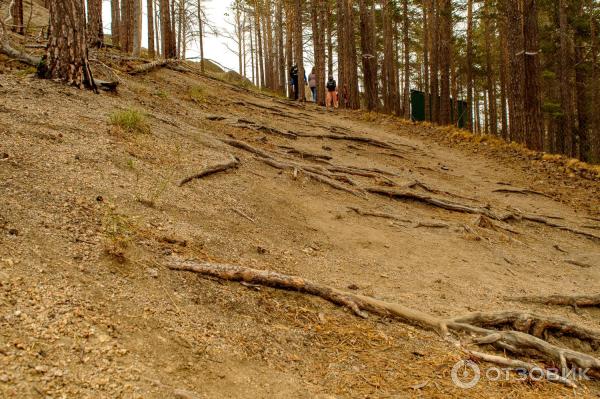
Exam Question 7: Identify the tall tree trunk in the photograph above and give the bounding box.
[121,0,132,53]
[381,0,394,113]
[255,1,265,88]
[359,0,378,111]
[558,0,575,155]
[197,0,205,71]
[336,0,346,106]
[44,0,96,91]
[438,0,452,125]
[344,0,359,109]
[326,0,333,77]
[161,0,175,58]
[423,0,430,121]
[484,0,497,135]
[498,8,509,139]
[465,0,473,131]
[250,23,256,84]
[155,0,161,56]
[310,0,326,105]
[285,0,294,97]
[428,0,440,123]
[402,0,410,118]
[11,0,24,35]
[276,0,286,94]
[294,0,305,100]
[111,0,121,48]
[148,0,156,57]
[86,0,103,47]
[502,0,525,143]
[522,0,544,150]
[588,1,599,161]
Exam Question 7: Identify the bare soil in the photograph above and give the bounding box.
[1,65,599,398]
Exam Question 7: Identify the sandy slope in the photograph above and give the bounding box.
[0,67,599,398]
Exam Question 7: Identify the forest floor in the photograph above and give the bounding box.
[1,60,600,398]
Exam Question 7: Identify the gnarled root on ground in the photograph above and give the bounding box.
[169,257,600,387]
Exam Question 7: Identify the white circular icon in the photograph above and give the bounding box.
[451,360,481,389]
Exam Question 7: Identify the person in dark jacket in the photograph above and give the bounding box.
[290,64,299,100]
[326,75,337,110]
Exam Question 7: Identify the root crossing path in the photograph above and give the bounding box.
[1,65,599,398]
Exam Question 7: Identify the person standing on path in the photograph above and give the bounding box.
[326,75,337,111]
[308,68,317,102]
[290,64,299,100]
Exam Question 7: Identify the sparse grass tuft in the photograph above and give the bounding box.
[102,211,134,262]
[188,86,206,103]
[109,109,150,134]
[154,90,168,98]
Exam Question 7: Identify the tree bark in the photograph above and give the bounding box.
[428,0,440,123]
[86,0,103,47]
[111,0,121,48]
[359,0,378,111]
[522,0,544,150]
[423,0,430,121]
[344,0,360,109]
[43,0,96,91]
[161,0,175,58]
[402,0,410,118]
[148,0,155,57]
[438,0,452,125]
[294,0,305,100]
[484,0,497,135]
[502,0,525,143]
[465,0,473,131]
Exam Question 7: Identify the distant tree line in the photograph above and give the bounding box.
[3,0,599,162]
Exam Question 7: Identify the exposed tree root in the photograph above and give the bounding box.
[178,156,239,186]
[278,146,332,161]
[366,186,506,219]
[348,206,412,223]
[294,132,397,150]
[0,38,40,66]
[493,187,551,198]
[509,294,600,309]
[517,214,600,241]
[169,257,600,386]
[368,186,599,241]
[465,350,576,388]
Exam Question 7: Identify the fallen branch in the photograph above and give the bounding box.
[169,257,600,385]
[178,156,239,186]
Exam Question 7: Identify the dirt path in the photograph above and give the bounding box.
[1,68,599,398]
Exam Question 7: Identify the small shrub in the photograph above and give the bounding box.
[109,109,150,134]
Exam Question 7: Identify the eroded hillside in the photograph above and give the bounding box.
[1,62,599,398]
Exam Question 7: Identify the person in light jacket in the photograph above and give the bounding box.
[308,68,317,102]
